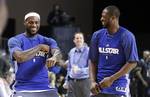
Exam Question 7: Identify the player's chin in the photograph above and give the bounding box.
[101,23,106,27]
[31,28,38,32]
[31,30,38,35]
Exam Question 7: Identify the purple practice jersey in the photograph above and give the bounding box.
[8,33,58,91]
[89,26,139,95]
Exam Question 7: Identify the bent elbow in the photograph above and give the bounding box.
[14,55,25,63]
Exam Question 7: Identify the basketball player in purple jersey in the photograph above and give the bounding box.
[8,12,62,97]
[89,5,139,97]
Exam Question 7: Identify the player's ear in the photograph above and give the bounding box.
[111,16,116,20]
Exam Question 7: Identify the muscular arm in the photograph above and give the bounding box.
[50,48,62,61]
[47,48,66,67]
[13,45,41,63]
[99,62,137,88]
[111,62,137,81]
[114,31,139,80]
[89,60,97,82]
[13,44,49,63]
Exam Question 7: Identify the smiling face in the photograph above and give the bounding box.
[100,9,112,28]
[24,16,40,37]
[100,6,120,29]
[73,33,84,48]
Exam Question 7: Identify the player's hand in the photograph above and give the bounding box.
[46,57,56,67]
[99,76,114,88]
[39,44,49,53]
[90,81,101,95]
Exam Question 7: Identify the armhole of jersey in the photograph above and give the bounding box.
[13,61,18,74]
[120,30,128,49]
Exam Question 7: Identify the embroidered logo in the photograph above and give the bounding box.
[98,47,119,54]
[116,86,126,92]
[36,51,47,57]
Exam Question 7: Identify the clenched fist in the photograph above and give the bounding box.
[39,44,49,53]
[90,82,101,95]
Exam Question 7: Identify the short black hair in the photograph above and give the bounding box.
[104,5,120,18]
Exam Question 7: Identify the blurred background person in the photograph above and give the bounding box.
[47,4,75,27]
[48,62,67,97]
[0,0,8,36]
[47,4,64,27]
[0,0,8,51]
[138,50,150,97]
[130,50,150,97]
[0,57,14,97]
[48,71,56,88]
[137,50,150,97]
[64,32,90,97]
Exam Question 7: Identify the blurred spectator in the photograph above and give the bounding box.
[47,4,75,27]
[49,64,67,97]
[0,0,8,36]
[63,32,90,97]
[0,57,14,97]
[145,54,150,97]
[0,0,8,51]
[130,50,150,97]
[141,50,150,63]
[56,74,67,97]
[48,71,56,88]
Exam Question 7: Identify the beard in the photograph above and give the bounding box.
[101,19,111,28]
[26,28,38,37]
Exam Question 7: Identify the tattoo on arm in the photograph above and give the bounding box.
[13,46,41,63]
[50,49,62,61]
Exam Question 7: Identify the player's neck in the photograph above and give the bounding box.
[108,22,119,34]
[24,32,36,37]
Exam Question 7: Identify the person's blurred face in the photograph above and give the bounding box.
[24,16,40,36]
[143,51,150,59]
[53,5,60,11]
[100,9,112,27]
[73,33,84,47]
